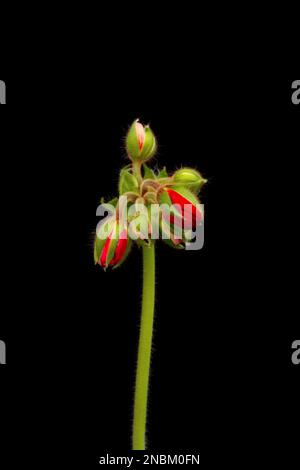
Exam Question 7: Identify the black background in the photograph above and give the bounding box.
[0,77,299,467]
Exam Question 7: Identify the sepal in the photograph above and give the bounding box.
[119,168,139,195]
[157,167,168,179]
[143,163,156,180]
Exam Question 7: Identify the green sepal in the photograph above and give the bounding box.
[94,217,115,264]
[172,186,200,206]
[143,163,156,180]
[157,166,168,179]
[93,239,101,264]
[100,197,118,211]
[126,119,140,159]
[159,188,172,206]
[119,168,139,195]
[140,125,156,161]
[162,237,185,250]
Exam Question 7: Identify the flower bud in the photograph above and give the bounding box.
[126,119,157,162]
[94,219,131,270]
[173,168,207,194]
[159,186,203,230]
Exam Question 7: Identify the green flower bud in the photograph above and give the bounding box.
[173,168,207,194]
[126,119,157,162]
[119,168,139,195]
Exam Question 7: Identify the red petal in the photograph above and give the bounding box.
[109,230,128,266]
[99,230,113,268]
[167,188,189,207]
[135,122,145,150]
[167,189,202,229]
[191,204,203,227]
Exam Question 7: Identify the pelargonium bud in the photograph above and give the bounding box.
[173,168,207,194]
[159,186,203,230]
[126,119,157,162]
[94,218,131,270]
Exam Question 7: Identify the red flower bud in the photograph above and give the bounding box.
[95,219,131,270]
[163,187,203,230]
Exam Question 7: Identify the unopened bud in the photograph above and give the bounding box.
[126,119,157,162]
[94,219,131,270]
[173,168,207,194]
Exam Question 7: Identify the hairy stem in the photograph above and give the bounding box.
[132,161,143,185]
[132,242,156,450]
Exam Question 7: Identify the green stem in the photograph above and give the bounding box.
[132,242,156,450]
[132,161,143,185]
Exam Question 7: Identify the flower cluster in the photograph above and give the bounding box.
[94,119,207,269]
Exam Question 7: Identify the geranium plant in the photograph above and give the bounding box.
[94,119,207,450]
